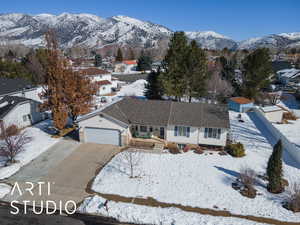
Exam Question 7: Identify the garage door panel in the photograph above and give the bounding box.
[84,127,120,146]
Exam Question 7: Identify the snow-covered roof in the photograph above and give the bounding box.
[261,105,283,113]
[277,68,300,78]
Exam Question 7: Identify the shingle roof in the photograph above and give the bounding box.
[79,68,110,76]
[230,97,253,104]
[0,78,34,96]
[101,98,230,128]
[97,80,112,86]
[0,96,33,119]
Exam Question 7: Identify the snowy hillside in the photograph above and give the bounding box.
[238,33,300,49]
[0,13,299,50]
[185,31,237,49]
[0,13,171,48]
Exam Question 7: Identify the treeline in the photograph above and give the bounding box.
[145,31,273,103]
[0,49,49,84]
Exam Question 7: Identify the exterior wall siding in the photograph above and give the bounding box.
[228,100,253,113]
[166,125,228,147]
[2,101,43,128]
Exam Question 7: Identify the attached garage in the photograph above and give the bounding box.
[84,127,121,146]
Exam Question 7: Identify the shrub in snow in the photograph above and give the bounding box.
[283,111,298,121]
[226,142,245,157]
[0,124,32,164]
[239,168,257,198]
[284,183,300,212]
[167,143,180,154]
[267,140,284,194]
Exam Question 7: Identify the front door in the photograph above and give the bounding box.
[160,127,165,139]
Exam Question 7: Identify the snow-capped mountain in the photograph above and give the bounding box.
[185,31,237,49]
[0,13,299,50]
[238,32,300,49]
[0,13,172,48]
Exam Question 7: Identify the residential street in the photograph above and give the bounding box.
[0,203,135,225]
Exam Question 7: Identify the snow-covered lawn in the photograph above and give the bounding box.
[79,195,270,225]
[88,111,300,222]
[274,119,300,147]
[0,120,59,180]
[0,183,11,198]
[116,79,146,97]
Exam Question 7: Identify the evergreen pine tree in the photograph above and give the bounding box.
[242,48,273,100]
[267,140,284,193]
[94,54,102,67]
[137,51,152,71]
[161,31,189,101]
[144,69,163,100]
[186,40,208,102]
[115,48,123,62]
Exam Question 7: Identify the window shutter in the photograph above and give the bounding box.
[174,126,178,136]
[187,127,190,137]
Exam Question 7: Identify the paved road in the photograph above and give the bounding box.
[0,203,135,225]
[5,143,120,208]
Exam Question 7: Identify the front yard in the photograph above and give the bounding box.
[80,111,300,224]
[0,120,59,197]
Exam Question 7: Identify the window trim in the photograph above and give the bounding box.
[140,125,147,133]
[174,126,190,137]
[204,128,221,139]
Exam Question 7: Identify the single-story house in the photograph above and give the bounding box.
[228,97,254,112]
[0,77,42,102]
[0,95,45,128]
[114,60,137,73]
[77,98,230,148]
[259,105,284,123]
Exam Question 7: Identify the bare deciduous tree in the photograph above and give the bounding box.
[120,150,143,178]
[0,124,32,164]
[239,167,256,190]
[285,182,300,212]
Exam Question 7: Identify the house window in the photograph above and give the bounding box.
[174,126,190,137]
[140,125,147,132]
[23,114,31,122]
[149,127,153,132]
[204,128,221,139]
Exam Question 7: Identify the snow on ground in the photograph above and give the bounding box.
[116,79,146,97]
[0,120,59,180]
[0,183,11,198]
[90,111,300,222]
[79,195,270,225]
[274,119,300,147]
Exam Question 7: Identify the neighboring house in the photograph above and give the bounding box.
[78,68,117,95]
[228,97,254,112]
[0,77,42,102]
[259,105,284,123]
[96,80,113,96]
[114,60,137,73]
[0,96,44,128]
[277,68,300,85]
[77,98,230,148]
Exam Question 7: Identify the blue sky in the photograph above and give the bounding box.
[2,0,300,40]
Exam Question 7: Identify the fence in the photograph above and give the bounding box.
[252,107,300,164]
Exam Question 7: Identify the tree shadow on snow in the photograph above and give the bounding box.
[247,112,300,170]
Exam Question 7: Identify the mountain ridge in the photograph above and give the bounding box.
[0,12,299,50]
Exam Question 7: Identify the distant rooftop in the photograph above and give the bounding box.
[0,77,35,96]
[230,97,253,105]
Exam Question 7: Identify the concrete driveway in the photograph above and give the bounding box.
[5,142,120,208]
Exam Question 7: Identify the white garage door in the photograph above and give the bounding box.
[84,127,121,146]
